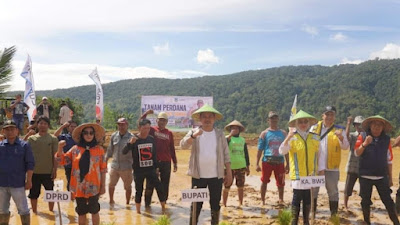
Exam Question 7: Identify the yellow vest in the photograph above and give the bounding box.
[288,132,320,180]
[311,121,343,169]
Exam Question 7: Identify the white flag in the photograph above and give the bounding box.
[20,55,36,122]
[290,94,297,120]
[88,68,103,122]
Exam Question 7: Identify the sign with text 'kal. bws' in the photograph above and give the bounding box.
[299,176,325,189]
[44,191,71,202]
[181,188,209,202]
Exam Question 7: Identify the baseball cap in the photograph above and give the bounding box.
[268,111,279,118]
[42,96,48,100]
[117,118,128,124]
[2,120,17,129]
[353,116,365,124]
[157,112,168,120]
[323,106,337,114]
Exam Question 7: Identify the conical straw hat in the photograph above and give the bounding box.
[224,120,245,132]
[191,104,223,121]
[288,110,318,127]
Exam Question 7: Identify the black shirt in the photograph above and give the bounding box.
[122,135,157,172]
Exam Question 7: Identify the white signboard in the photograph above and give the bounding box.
[54,180,64,192]
[181,188,210,202]
[298,176,325,189]
[44,191,71,202]
[141,95,213,130]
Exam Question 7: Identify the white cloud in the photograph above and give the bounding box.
[197,49,220,65]
[324,25,398,32]
[369,43,400,60]
[339,57,363,65]
[301,24,318,37]
[338,43,400,65]
[153,42,170,55]
[330,32,348,42]
[8,61,208,91]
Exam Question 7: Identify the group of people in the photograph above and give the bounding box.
[1,100,400,225]
[3,95,73,136]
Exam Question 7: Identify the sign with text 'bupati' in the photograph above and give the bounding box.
[299,176,325,189]
[181,188,209,202]
[44,191,71,202]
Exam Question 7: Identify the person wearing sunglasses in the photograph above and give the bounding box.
[55,123,106,225]
[279,110,320,225]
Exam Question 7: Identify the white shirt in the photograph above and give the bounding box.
[316,124,349,172]
[198,129,218,178]
[59,106,72,124]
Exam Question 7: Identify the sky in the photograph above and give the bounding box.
[2,0,400,91]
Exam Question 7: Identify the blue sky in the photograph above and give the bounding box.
[1,0,400,90]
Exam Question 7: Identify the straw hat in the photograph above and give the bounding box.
[72,123,105,143]
[288,110,318,127]
[361,115,393,133]
[225,120,245,132]
[191,104,223,121]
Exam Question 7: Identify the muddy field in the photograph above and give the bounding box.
[7,131,400,224]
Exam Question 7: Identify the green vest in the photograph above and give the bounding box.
[229,136,247,170]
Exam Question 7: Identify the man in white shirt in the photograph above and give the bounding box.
[58,101,72,125]
[310,106,349,216]
[180,104,232,225]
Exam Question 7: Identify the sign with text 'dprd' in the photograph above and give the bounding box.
[44,190,71,202]
[181,188,209,202]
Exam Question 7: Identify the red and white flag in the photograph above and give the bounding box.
[88,68,103,122]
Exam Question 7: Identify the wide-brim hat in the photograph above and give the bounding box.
[288,110,318,127]
[72,123,105,143]
[191,104,223,121]
[362,115,393,133]
[225,120,245,132]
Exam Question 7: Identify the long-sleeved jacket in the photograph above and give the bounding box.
[180,127,230,179]
[106,131,133,170]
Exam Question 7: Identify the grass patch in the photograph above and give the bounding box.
[277,208,292,225]
[329,214,340,225]
[152,215,171,225]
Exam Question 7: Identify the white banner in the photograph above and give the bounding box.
[43,190,71,202]
[20,55,36,122]
[181,188,210,202]
[141,95,213,130]
[88,68,103,121]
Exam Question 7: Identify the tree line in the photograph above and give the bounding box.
[8,58,400,134]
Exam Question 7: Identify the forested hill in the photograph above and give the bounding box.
[29,59,400,133]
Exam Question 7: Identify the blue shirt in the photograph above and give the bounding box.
[58,133,76,169]
[258,130,285,163]
[0,138,35,188]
